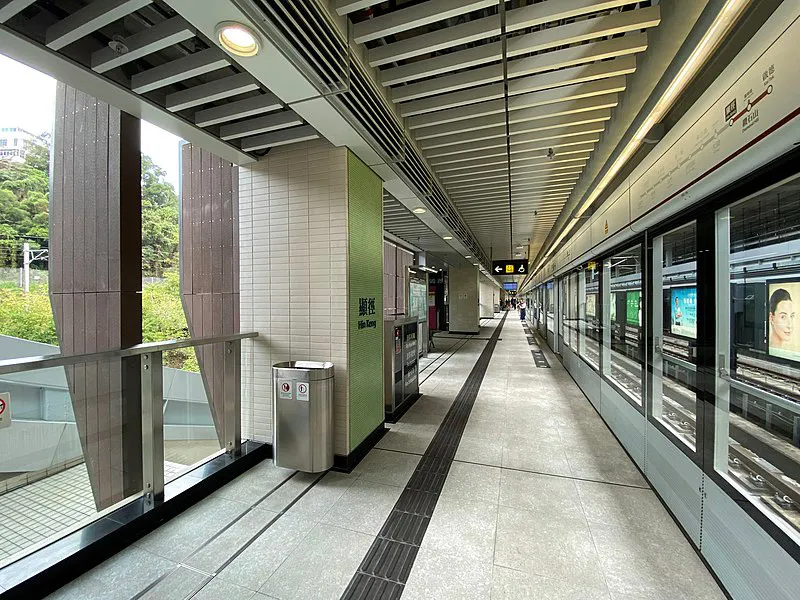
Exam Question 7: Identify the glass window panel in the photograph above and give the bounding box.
[653,223,698,449]
[716,177,800,543]
[546,280,554,332]
[569,272,579,350]
[604,245,643,403]
[580,265,600,368]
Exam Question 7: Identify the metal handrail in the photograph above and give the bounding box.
[0,332,259,375]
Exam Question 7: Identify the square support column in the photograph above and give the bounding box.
[448,265,480,334]
[239,139,384,465]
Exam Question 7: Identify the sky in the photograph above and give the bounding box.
[0,54,183,190]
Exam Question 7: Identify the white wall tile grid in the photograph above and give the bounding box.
[239,139,350,454]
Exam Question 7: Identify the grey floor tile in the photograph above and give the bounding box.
[352,448,420,487]
[494,505,605,588]
[375,424,435,455]
[501,440,572,477]
[462,417,507,441]
[491,565,612,600]
[421,495,497,562]
[192,577,256,600]
[211,462,295,506]
[257,472,319,513]
[283,471,357,522]
[320,477,402,535]
[441,461,501,504]
[455,436,503,467]
[259,523,374,600]
[140,566,208,599]
[498,469,583,520]
[135,495,250,563]
[589,522,724,600]
[47,546,176,600]
[183,508,279,574]
[566,449,647,487]
[402,547,492,600]
[217,513,316,591]
[575,481,673,535]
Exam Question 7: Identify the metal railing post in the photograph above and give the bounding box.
[141,352,165,509]
[223,340,241,456]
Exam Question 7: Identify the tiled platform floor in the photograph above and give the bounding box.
[0,451,210,566]
[46,314,725,599]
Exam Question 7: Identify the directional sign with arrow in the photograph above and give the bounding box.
[492,260,527,275]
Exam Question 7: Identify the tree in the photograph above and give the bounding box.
[141,154,180,277]
[0,140,50,266]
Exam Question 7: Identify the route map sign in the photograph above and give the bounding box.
[492,260,527,275]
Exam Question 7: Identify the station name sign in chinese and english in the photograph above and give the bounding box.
[492,260,527,275]
[358,297,377,330]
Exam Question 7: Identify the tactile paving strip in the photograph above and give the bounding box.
[340,313,508,599]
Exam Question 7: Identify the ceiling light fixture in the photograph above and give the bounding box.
[412,207,427,214]
[443,235,453,240]
[572,0,749,220]
[216,21,261,57]
[465,255,471,259]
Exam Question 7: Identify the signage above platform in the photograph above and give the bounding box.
[492,260,527,275]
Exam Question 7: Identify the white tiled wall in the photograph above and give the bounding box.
[239,139,350,454]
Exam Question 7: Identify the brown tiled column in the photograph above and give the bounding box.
[49,83,143,510]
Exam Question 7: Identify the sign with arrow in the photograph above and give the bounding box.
[492,260,527,275]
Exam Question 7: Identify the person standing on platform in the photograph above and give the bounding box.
[519,299,526,321]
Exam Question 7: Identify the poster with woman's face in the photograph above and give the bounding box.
[768,283,800,361]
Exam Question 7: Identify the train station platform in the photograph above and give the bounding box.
[48,313,723,600]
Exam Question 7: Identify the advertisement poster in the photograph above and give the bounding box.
[768,281,800,362]
[586,293,597,319]
[626,291,641,326]
[670,287,697,338]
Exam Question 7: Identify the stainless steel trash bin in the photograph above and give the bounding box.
[273,361,334,472]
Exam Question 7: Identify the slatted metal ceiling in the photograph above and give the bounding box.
[0,0,318,156]
[383,192,464,270]
[341,0,662,262]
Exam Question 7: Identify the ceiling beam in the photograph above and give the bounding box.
[167,73,259,112]
[445,164,585,191]
[369,13,499,67]
[352,0,495,44]
[334,0,385,16]
[425,125,604,159]
[391,34,644,103]
[131,47,230,94]
[194,93,282,127]
[46,0,152,50]
[240,125,319,152]
[382,7,658,87]
[220,111,304,140]
[439,152,591,177]
[415,94,618,139]
[401,55,635,116]
[420,108,611,150]
[0,0,37,23]
[91,16,194,73]
[432,137,598,166]
[506,0,633,33]
[443,156,589,183]
[409,76,625,130]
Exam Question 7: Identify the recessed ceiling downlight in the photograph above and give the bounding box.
[412,207,427,214]
[216,21,261,57]
[443,235,453,240]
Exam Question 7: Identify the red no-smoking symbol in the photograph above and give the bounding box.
[0,397,5,416]
[281,383,290,393]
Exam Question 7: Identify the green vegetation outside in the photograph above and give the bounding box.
[0,139,197,371]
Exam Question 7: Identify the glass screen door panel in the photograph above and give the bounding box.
[652,222,699,451]
[715,179,800,545]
